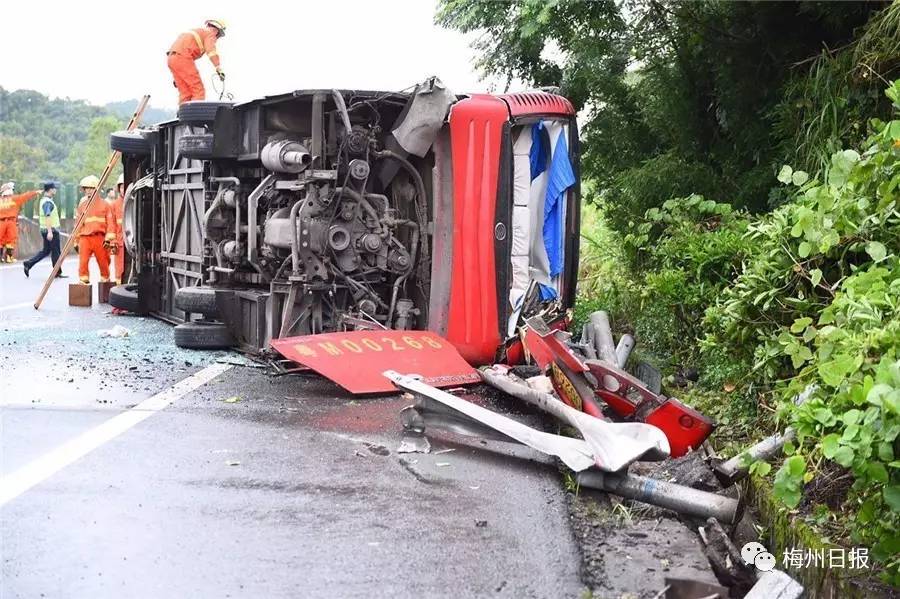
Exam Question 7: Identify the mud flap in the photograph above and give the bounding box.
[270,330,480,394]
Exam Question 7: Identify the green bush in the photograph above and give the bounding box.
[703,82,900,583]
[578,193,749,374]
[577,82,900,583]
[622,194,749,366]
[600,152,728,235]
[575,204,639,335]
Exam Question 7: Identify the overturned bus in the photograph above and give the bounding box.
[109,78,581,365]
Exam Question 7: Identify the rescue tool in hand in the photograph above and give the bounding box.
[167,19,227,104]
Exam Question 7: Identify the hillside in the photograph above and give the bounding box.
[0,87,173,214]
[0,87,173,184]
[105,99,175,126]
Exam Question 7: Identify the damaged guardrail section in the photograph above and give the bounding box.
[379,310,807,596]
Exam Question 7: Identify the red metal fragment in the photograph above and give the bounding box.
[643,399,715,458]
[270,331,480,394]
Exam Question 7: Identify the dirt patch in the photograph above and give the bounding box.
[630,451,723,493]
[800,461,853,511]
[568,488,722,598]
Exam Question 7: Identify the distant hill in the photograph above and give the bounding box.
[105,99,175,125]
[0,88,109,169]
[0,87,173,215]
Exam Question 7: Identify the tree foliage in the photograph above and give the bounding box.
[0,87,173,186]
[707,90,900,580]
[0,88,110,174]
[0,135,48,183]
[0,88,167,215]
[578,84,900,584]
[437,0,891,230]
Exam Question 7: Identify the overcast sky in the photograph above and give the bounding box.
[0,0,498,110]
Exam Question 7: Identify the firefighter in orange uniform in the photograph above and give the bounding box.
[108,174,126,284]
[0,182,40,263]
[75,175,115,284]
[166,19,227,105]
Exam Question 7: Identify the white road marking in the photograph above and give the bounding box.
[0,362,233,507]
[0,301,33,312]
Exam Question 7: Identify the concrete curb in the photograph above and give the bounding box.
[746,475,887,597]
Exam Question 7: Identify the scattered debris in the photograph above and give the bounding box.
[97,325,131,338]
[271,330,480,393]
[614,333,635,369]
[390,370,597,472]
[698,517,756,592]
[520,313,714,457]
[575,510,724,597]
[225,461,240,466]
[365,443,390,456]
[714,385,816,485]
[714,429,795,486]
[633,451,723,493]
[215,355,264,368]
[661,578,729,599]
[253,299,801,598]
[397,435,431,454]
[525,375,555,394]
[576,470,739,523]
[481,365,670,471]
[584,310,618,365]
[744,569,804,599]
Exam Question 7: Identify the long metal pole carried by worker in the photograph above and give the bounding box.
[33,95,150,310]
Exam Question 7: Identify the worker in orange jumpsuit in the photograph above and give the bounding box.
[167,19,227,105]
[75,175,116,284]
[0,182,40,263]
[108,174,126,284]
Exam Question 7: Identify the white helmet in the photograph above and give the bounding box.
[79,175,100,189]
[205,19,227,37]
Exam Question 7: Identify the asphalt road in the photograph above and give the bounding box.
[0,259,585,598]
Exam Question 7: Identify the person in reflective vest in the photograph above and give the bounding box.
[75,175,115,284]
[108,174,126,284]
[0,181,40,263]
[166,19,227,105]
[23,182,67,278]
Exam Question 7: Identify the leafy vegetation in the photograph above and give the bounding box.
[584,82,900,585]
[715,86,900,578]
[439,0,900,584]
